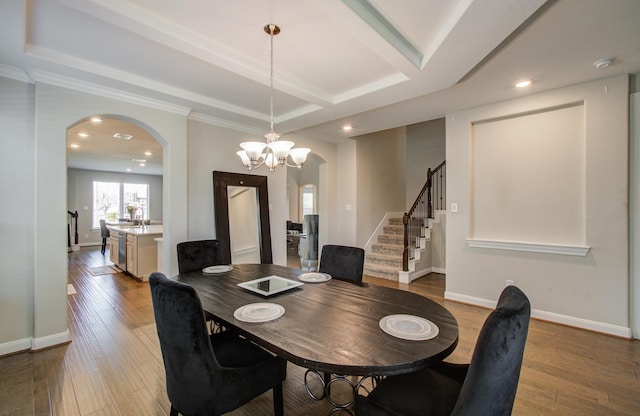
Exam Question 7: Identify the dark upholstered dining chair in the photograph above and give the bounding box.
[355,285,531,416]
[176,239,226,331]
[149,272,287,416]
[99,219,110,255]
[312,244,366,403]
[176,239,221,274]
[318,244,365,284]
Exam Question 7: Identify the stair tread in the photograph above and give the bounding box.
[364,263,402,272]
[367,252,401,260]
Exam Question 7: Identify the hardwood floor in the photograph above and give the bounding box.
[1,246,639,415]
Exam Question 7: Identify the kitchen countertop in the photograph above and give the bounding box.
[108,224,163,236]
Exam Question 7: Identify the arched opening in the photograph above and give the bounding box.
[66,115,165,276]
[286,153,324,269]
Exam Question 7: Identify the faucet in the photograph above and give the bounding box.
[134,207,145,226]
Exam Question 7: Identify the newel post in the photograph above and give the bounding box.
[402,212,409,271]
[426,168,433,219]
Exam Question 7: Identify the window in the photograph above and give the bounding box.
[300,184,317,218]
[93,181,149,227]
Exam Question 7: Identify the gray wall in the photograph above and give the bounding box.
[446,75,630,337]
[186,119,338,266]
[0,75,189,355]
[355,127,406,247]
[0,76,35,351]
[405,118,446,208]
[67,168,163,245]
[631,91,640,338]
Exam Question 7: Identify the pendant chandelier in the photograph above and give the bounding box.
[237,24,310,172]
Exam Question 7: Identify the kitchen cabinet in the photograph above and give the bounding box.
[107,225,162,281]
[109,233,119,264]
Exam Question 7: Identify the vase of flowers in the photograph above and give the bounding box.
[126,205,135,220]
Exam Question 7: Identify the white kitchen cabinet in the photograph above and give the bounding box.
[107,225,162,282]
[126,234,137,275]
[126,232,160,281]
[109,233,119,264]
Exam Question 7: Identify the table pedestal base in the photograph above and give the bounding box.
[304,370,381,414]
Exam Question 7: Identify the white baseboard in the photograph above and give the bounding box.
[444,291,632,338]
[79,242,101,247]
[31,330,71,351]
[0,337,32,356]
[399,267,432,284]
[432,267,446,274]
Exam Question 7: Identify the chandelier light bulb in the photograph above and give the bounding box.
[237,150,251,168]
[240,142,267,163]
[290,148,311,168]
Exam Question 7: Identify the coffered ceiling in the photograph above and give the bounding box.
[2,0,640,175]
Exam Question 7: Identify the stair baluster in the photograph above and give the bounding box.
[402,161,445,272]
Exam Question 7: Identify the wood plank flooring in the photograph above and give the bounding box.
[1,247,639,415]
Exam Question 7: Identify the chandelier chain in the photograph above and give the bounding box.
[269,24,275,134]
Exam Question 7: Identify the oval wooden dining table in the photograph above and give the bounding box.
[173,263,459,377]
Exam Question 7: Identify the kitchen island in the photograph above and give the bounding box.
[107,224,162,281]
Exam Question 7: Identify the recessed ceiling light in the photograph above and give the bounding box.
[139,163,145,167]
[126,168,132,172]
[343,125,352,132]
[78,132,89,138]
[594,57,614,69]
[144,151,152,156]
[90,117,102,123]
[515,80,532,88]
[132,158,147,163]
[113,133,133,140]
[70,143,80,148]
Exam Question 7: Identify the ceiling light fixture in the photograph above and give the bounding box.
[90,117,102,123]
[70,143,80,148]
[113,133,133,140]
[594,57,614,69]
[515,80,532,88]
[237,24,310,172]
[343,125,352,132]
[78,132,89,138]
[144,151,152,156]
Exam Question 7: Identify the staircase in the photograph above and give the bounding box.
[364,217,428,280]
[364,161,446,282]
[364,217,403,280]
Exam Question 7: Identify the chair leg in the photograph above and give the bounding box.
[169,405,179,416]
[101,238,106,255]
[273,383,284,416]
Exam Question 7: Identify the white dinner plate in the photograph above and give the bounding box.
[234,303,285,323]
[298,272,332,283]
[202,265,233,274]
[379,314,439,341]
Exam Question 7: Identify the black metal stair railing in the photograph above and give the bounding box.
[402,161,446,271]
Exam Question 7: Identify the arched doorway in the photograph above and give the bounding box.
[286,153,324,268]
[66,115,163,255]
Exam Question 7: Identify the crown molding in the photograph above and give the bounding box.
[27,69,192,116]
[188,112,264,135]
[0,64,33,83]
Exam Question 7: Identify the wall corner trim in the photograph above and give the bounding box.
[467,239,590,256]
[31,330,71,351]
